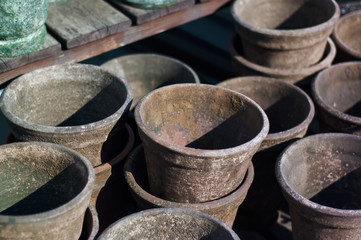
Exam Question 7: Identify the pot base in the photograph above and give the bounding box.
[0,25,46,57]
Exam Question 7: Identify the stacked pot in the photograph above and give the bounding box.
[230,0,340,85]
[124,83,269,227]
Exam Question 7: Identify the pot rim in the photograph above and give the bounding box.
[124,145,255,210]
[98,208,240,240]
[230,36,336,78]
[0,63,133,134]
[312,61,361,125]
[276,133,361,217]
[231,0,340,38]
[217,76,315,145]
[0,141,95,223]
[332,10,361,59]
[134,83,269,158]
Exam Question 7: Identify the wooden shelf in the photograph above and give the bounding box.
[0,0,230,85]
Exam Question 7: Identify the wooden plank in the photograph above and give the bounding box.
[46,0,132,49]
[109,0,195,25]
[0,0,230,84]
[0,34,61,74]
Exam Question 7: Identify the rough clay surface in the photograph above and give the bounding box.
[121,0,177,9]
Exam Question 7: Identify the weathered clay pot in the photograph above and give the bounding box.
[312,62,361,135]
[0,0,49,57]
[120,0,177,9]
[97,208,241,240]
[79,206,99,240]
[135,83,269,203]
[276,133,361,240]
[230,35,337,85]
[101,53,200,111]
[218,76,314,229]
[0,63,133,167]
[0,142,95,240]
[124,145,254,227]
[231,0,340,69]
[333,10,361,62]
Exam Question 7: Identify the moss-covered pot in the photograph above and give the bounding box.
[0,0,49,57]
[312,62,361,135]
[135,84,269,203]
[0,63,133,167]
[120,0,177,9]
[101,53,200,111]
[231,0,340,69]
[276,133,361,240]
[0,142,95,240]
[98,208,240,240]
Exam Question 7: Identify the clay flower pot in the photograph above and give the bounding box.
[0,0,49,57]
[276,133,361,240]
[230,35,337,85]
[0,63,133,167]
[231,0,340,69]
[97,208,240,240]
[333,10,361,62]
[101,53,200,111]
[80,206,99,240]
[120,0,177,9]
[218,76,314,229]
[124,145,254,227]
[135,83,269,203]
[0,142,95,240]
[312,62,361,135]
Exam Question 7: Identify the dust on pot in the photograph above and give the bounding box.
[312,62,361,135]
[0,0,49,57]
[218,76,314,229]
[79,206,99,240]
[101,53,200,111]
[0,142,95,240]
[230,35,337,85]
[124,145,254,227]
[97,208,241,240]
[120,0,177,9]
[135,83,269,203]
[0,63,133,167]
[276,133,361,240]
[231,0,340,69]
[333,10,361,62]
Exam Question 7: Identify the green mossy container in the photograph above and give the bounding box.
[121,0,177,9]
[0,0,49,57]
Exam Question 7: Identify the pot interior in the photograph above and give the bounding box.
[102,55,198,110]
[0,143,88,215]
[336,12,361,53]
[235,0,335,30]
[100,209,236,239]
[5,65,128,126]
[219,78,310,134]
[315,63,361,117]
[280,134,361,209]
[139,85,265,150]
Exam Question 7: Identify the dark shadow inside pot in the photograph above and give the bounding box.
[237,0,335,30]
[0,146,88,215]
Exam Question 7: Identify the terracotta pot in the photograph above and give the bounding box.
[0,142,95,240]
[0,0,49,57]
[218,76,314,229]
[79,206,99,240]
[312,62,361,135]
[230,35,336,85]
[120,0,177,9]
[124,145,254,227]
[101,53,200,111]
[0,63,133,167]
[276,133,361,240]
[333,10,361,62]
[97,208,241,240]
[135,83,269,203]
[231,0,340,69]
